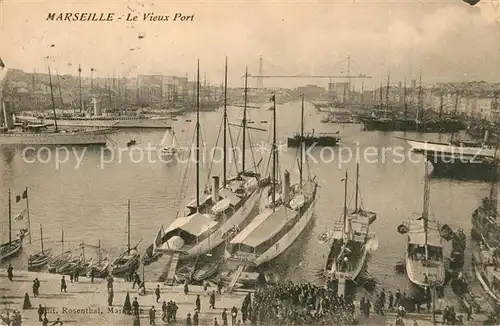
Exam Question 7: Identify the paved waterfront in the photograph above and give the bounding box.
[1,269,492,325]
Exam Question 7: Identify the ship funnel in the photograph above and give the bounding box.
[212,176,220,203]
[282,170,291,204]
[483,130,489,143]
[92,98,102,116]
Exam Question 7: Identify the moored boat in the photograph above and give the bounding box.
[28,224,53,269]
[111,200,140,275]
[398,163,445,290]
[47,230,72,273]
[226,94,318,268]
[471,241,500,304]
[324,164,378,296]
[150,61,266,265]
[0,189,28,261]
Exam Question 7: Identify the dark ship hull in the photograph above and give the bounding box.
[287,134,340,147]
[362,117,465,133]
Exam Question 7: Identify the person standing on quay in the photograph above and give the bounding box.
[231,306,238,325]
[33,278,40,297]
[38,304,44,321]
[155,285,161,303]
[149,306,156,325]
[193,311,199,326]
[123,293,132,314]
[186,313,192,326]
[108,288,114,307]
[195,295,201,312]
[184,279,189,295]
[133,272,141,289]
[222,308,228,326]
[132,297,140,317]
[7,264,13,281]
[209,291,216,309]
[60,276,67,292]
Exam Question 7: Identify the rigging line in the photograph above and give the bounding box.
[204,118,224,190]
[227,123,241,177]
[246,131,259,174]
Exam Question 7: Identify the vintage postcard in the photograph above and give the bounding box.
[1,0,500,325]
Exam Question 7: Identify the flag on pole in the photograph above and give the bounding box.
[15,189,28,203]
[14,208,27,220]
[269,94,275,102]
[0,58,5,68]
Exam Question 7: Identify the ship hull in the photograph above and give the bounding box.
[177,189,261,261]
[471,243,500,304]
[0,129,115,145]
[362,118,465,133]
[287,135,340,147]
[253,197,316,266]
[324,240,369,282]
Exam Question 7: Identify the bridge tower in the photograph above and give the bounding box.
[257,56,264,89]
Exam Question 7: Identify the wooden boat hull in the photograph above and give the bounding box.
[0,239,22,261]
[28,250,54,269]
[192,261,219,282]
[254,196,316,266]
[471,244,500,304]
[324,239,370,282]
[48,251,72,273]
[111,251,140,275]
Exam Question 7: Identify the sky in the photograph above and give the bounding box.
[1,0,500,89]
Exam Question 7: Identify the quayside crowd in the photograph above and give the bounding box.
[250,282,357,325]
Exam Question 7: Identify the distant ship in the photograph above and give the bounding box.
[404,138,498,179]
[287,130,340,148]
[0,61,115,146]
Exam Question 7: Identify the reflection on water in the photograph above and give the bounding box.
[0,103,489,294]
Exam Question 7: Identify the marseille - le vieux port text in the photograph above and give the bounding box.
[46,13,195,22]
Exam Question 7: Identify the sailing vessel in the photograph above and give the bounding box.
[148,60,264,263]
[28,224,53,269]
[0,189,28,261]
[0,62,115,145]
[226,94,318,267]
[47,230,72,273]
[324,164,377,295]
[111,199,140,275]
[159,129,179,157]
[142,226,164,265]
[398,163,445,289]
[471,181,500,246]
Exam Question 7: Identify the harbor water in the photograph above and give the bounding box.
[0,102,489,295]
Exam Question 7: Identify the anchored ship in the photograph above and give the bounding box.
[324,164,378,296]
[398,163,445,291]
[404,137,499,180]
[226,94,318,271]
[145,60,266,269]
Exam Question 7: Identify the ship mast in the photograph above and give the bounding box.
[127,199,131,254]
[196,60,201,211]
[223,57,228,186]
[385,71,390,115]
[78,65,83,112]
[47,67,59,132]
[354,163,359,211]
[404,78,408,120]
[342,172,348,240]
[300,94,305,188]
[418,74,423,122]
[8,189,12,244]
[271,93,277,212]
[422,162,430,270]
[439,87,444,122]
[242,67,248,174]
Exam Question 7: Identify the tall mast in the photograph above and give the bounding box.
[127,199,131,253]
[196,60,201,211]
[107,75,112,109]
[300,94,304,188]
[78,65,83,112]
[404,78,408,119]
[346,56,351,107]
[342,172,348,239]
[25,186,31,244]
[418,74,423,121]
[223,57,228,186]
[90,68,94,100]
[61,230,64,254]
[8,189,12,243]
[354,163,359,211]
[48,67,58,132]
[56,74,64,107]
[272,93,277,212]
[40,224,44,254]
[242,67,248,173]
[385,71,390,113]
[439,87,444,121]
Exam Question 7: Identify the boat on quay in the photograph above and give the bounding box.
[225,94,318,282]
[28,224,53,269]
[471,182,500,246]
[47,230,73,273]
[144,60,266,268]
[0,189,28,261]
[397,163,446,292]
[56,241,109,277]
[404,137,499,180]
[110,200,140,275]
[324,164,378,296]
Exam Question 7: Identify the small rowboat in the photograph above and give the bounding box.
[28,248,53,269]
[88,257,110,278]
[48,251,72,273]
[0,228,27,261]
[111,248,140,275]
